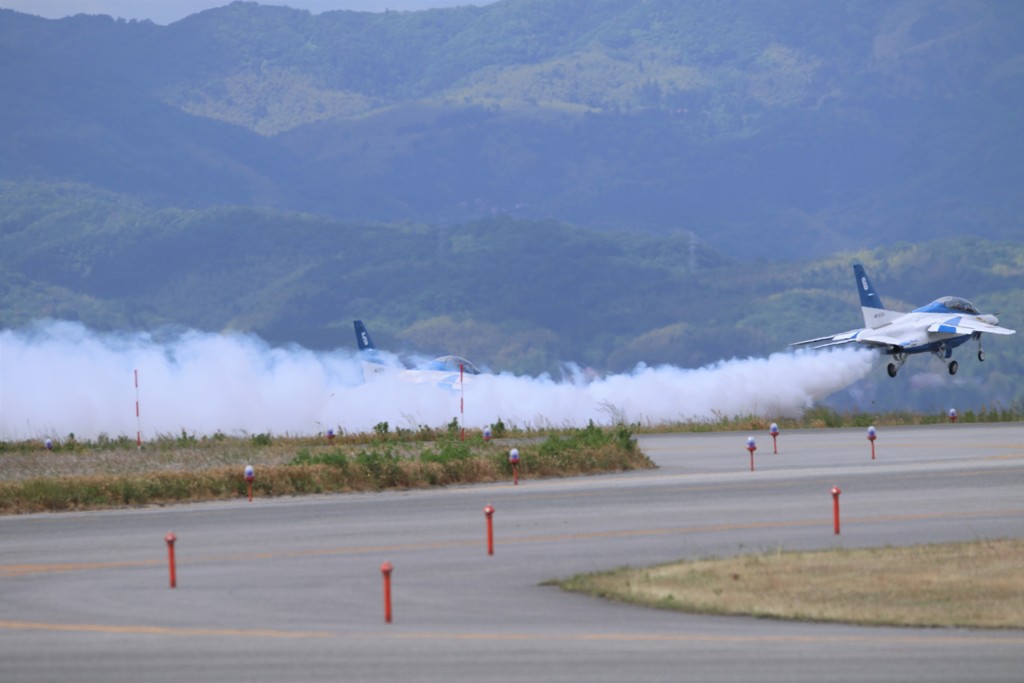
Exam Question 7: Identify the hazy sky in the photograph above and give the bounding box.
[0,1,495,24]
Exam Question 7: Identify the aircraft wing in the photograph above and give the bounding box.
[792,328,906,351]
[361,360,473,386]
[791,329,862,348]
[926,317,1016,336]
[786,325,876,348]
[849,331,909,349]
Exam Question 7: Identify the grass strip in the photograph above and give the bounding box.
[0,424,651,514]
[555,539,1024,629]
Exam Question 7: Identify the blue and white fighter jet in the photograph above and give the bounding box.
[354,320,482,385]
[792,264,1015,377]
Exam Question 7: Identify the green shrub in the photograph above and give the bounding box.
[421,437,473,464]
[356,449,402,487]
[289,449,350,470]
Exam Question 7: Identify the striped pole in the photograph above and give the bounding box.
[135,369,142,449]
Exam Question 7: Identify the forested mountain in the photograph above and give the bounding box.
[1,0,1022,258]
[2,181,1022,414]
[1,1,1022,414]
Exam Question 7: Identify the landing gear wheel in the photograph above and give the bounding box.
[887,363,898,378]
[948,360,959,376]
[978,350,985,362]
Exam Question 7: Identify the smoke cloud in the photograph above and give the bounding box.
[1,321,875,441]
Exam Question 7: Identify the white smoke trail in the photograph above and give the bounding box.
[0,321,875,441]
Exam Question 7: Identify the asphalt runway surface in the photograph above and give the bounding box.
[1,423,1022,682]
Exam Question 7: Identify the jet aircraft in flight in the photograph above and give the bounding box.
[792,264,1015,377]
[354,320,482,385]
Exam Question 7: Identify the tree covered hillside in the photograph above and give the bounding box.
[1,1,1022,258]
[2,181,1021,415]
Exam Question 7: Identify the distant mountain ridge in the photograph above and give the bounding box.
[2,0,1023,258]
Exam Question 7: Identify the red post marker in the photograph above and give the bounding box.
[770,423,779,454]
[244,465,255,503]
[509,448,520,486]
[381,562,393,623]
[867,425,877,460]
[165,532,177,588]
[948,408,957,424]
[483,505,495,555]
[746,437,757,472]
[378,561,393,626]
[831,487,842,535]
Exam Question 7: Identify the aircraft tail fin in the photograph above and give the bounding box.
[853,264,901,329]
[354,320,376,351]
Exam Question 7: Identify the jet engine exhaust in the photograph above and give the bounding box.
[1,321,875,440]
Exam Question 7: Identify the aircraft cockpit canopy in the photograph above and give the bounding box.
[427,355,482,375]
[917,296,980,315]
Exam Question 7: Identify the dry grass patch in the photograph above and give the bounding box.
[557,539,1024,629]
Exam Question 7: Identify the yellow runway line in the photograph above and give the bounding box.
[0,559,160,578]
[1,620,1022,646]
[4,508,1022,579]
[0,620,331,639]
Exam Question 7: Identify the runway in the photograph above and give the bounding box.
[1,423,1022,682]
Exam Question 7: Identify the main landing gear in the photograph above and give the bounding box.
[888,357,958,377]
[933,343,958,376]
[887,340,985,378]
[886,352,908,378]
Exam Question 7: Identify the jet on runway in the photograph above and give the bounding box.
[354,320,482,385]
[792,264,1015,377]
